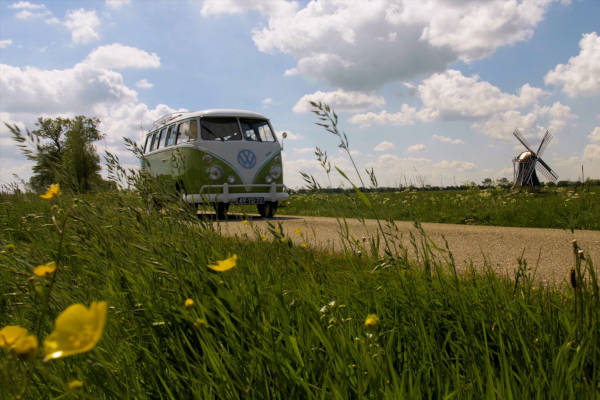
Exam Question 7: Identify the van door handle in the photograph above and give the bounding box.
[161,158,167,162]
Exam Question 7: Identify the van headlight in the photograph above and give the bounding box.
[207,165,224,180]
[269,165,282,179]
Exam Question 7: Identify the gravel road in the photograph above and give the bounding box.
[211,214,600,284]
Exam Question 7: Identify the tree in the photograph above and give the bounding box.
[6,115,104,193]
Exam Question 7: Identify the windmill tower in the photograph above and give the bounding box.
[512,129,558,188]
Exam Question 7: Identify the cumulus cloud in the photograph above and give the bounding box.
[349,105,417,127]
[106,0,131,9]
[84,44,161,70]
[588,126,600,143]
[201,0,297,18]
[545,32,600,97]
[0,63,137,114]
[432,134,463,144]
[433,160,476,172]
[0,40,12,48]
[64,9,100,44]
[203,0,565,90]
[262,97,273,105]
[417,70,546,120]
[584,144,600,160]
[135,79,153,89]
[407,144,425,153]
[374,141,395,152]
[293,89,385,113]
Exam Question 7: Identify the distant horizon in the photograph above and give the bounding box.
[1,0,599,189]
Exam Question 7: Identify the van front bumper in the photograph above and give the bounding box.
[183,183,289,204]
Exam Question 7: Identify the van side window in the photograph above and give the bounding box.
[149,132,158,151]
[200,117,241,141]
[175,120,190,144]
[189,119,198,141]
[143,134,151,153]
[240,119,276,142]
[166,125,177,147]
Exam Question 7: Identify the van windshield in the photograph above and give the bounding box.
[240,119,276,142]
[200,117,241,141]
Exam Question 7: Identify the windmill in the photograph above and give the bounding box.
[512,129,558,188]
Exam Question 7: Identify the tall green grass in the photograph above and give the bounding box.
[280,186,600,230]
[1,190,598,399]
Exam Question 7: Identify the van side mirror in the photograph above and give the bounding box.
[282,132,288,139]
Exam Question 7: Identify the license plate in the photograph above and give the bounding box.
[237,197,264,204]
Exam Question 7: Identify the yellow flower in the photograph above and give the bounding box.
[260,234,267,242]
[184,298,194,308]
[301,243,308,248]
[68,380,83,390]
[34,261,57,277]
[294,228,302,234]
[207,254,237,272]
[0,325,38,358]
[194,318,207,328]
[280,237,287,243]
[364,314,379,328]
[43,301,107,361]
[40,184,60,199]
[242,220,248,226]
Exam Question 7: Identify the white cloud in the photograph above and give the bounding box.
[201,0,297,18]
[262,97,273,105]
[106,0,131,9]
[407,144,425,153]
[293,89,385,113]
[432,134,463,144]
[545,32,600,97]
[433,160,476,172]
[0,63,137,114]
[64,9,100,44]
[135,79,153,89]
[349,105,417,127]
[293,147,314,155]
[204,0,565,90]
[374,141,395,152]
[417,70,545,120]
[9,1,45,9]
[0,40,12,48]
[84,44,161,69]
[583,144,600,160]
[588,127,600,143]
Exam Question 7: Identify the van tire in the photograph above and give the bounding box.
[257,201,277,218]
[215,202,229,220]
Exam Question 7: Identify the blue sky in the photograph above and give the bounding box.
[1,0,599,188]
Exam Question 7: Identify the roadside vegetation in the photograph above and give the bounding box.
[280,185,600,231]
[1,188,598,399]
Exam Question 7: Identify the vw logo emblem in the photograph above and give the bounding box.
[237,149,256,169]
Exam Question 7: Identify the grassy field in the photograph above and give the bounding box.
[1,190,599,399]
[279,185,600,231]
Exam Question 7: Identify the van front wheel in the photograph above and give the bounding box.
[257,201,277,218]
[215,202,229,220]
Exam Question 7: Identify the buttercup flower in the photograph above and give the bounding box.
[364,314,379,328]
[184,298,194,308]
[34,261,57,277]
[40,184,60,199]
[43,301,107,361]
[294,228,302,234]
[301,243,308,248]
[207,255,237,272]
[0,325,38,358]
[260,234,268,242]
[68,380,83,390]
[242,220,248,226]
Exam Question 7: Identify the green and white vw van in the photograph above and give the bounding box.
[142,109,288,218]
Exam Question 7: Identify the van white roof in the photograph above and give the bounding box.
[151,109,268,131]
